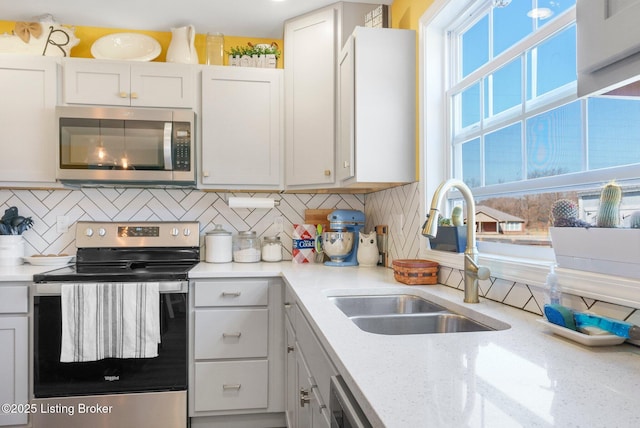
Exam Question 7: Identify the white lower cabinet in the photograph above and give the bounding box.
[190,278,285,427]
[284,285,335,428]
[0,285,28,427]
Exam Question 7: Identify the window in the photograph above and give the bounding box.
[443,0,640,246]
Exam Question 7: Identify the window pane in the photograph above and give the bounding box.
[462,138,481,188]
[533,0,576,29]
[588,98,640,169]
[485,123,522,185]
[526,101,582,178]
[461,14,489,77]
[457,82,481,130]
[527,25,576,100]
[493,0,533,57]
[484,57,522,118]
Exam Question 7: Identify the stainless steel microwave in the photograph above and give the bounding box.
[56,106,195,186]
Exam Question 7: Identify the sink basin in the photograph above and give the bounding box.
[350,313,492,335]
[328,294,448,317]
[329,294,509,335]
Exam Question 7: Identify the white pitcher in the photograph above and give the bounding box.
[357,231,379,267]
[166,25,199,64]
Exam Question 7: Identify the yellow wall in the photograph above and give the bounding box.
[390,0,435,178]
[0,21,282,67]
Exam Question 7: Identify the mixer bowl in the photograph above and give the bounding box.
[322,231,354,262]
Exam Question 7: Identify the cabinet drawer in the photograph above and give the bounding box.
[0,286,28,314]
[195,308,268,359]
[195,280,268,307]
[194,360,268,411]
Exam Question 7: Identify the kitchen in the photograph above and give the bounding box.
[2,0,640,427]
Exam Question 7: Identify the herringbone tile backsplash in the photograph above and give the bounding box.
[0,188,363,259]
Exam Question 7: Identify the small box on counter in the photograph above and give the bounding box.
[292,224,317,263]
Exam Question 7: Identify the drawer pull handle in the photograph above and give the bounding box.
[284,302,291,309]
[222,332,242,338]
[300,388,310,407]
[287,345,294,353]
[222,291,242,297]
[223,384,242,390]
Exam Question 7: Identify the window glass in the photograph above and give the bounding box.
[493,0,533,56]
[484,57,522,118]
[485,123,522,185]
[533,0,576,28]
[527,25,576,100]
[457,82,481,130]
[462,138,482,188]
[588,98,640,169]
[526,101,582,178]
[461,15,489,77]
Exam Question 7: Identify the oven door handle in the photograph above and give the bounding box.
[34,280,188,295]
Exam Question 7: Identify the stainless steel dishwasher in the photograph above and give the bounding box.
[329,375,372,428]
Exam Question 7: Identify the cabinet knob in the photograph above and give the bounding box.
[299,388,311,407]
[284,302,291,309]
[343,161,350,168]
[119,92,128,98]
[130,92,139,99]
[203,171,210,178]
[324,169,331,176]
[287,345,295,353]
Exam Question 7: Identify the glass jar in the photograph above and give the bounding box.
[233,231,261,263]
[206,32,225,65]
[205,224,232,263]
[262,235,283,262]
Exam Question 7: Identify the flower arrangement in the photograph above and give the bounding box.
[0,206,34,235]
[227,42,280,68]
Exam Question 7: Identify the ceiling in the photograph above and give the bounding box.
[2,0,393,39]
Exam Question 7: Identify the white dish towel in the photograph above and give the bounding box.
[60,282,160,362]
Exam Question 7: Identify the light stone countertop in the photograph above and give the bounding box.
[191,261,640,428]
[0,263,70,282]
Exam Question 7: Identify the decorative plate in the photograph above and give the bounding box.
[24,255,74,266]
[91,33,161,61]
[537,318,626,346]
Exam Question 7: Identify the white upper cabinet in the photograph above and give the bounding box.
[63,58,195,108]
[284,7,337,188]
[0,56,57,185]
[577,0,640,96]
[337,27,416,187]
[200,66,283,189]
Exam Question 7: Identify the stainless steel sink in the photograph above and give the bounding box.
[328,294,509,335]
[328,294,448,317]
[350,313,492,335]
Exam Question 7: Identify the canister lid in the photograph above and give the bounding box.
[238,230,257,237]
[206,224,231,235]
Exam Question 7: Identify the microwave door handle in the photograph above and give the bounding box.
[163,122,173,170]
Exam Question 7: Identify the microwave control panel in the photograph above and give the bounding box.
[173,122,191,171]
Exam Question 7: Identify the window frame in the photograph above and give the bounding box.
[418,0,640,309]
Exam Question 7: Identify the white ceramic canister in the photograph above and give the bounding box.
[205,224,232,263]
[0,235,25,266]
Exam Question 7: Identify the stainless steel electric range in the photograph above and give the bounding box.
[31,221,200,428]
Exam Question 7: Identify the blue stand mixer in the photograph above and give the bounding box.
[323,209,365,267]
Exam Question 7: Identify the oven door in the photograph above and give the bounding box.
[33,281,187,398]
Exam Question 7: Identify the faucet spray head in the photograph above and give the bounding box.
[422,208,440,239]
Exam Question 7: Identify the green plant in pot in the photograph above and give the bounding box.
[430,206,467,253]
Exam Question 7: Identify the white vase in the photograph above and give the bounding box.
[166,25,199,64]
[0,235,25,266]
[357,232,379,267]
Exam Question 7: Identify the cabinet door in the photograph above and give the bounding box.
[63,60,131,105]
[0,57,57,183]
[201,67,282,188]
[0,317,28,426]
[296,347,315,428]
[130,63,194,108]
[577,0,640,73]
[285,8,337,187]
[337,36,355,182]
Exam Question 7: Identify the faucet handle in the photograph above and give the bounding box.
[477,266,491,281]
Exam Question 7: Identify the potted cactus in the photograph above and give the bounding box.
[429,206,467,253]
[549,181,640,279]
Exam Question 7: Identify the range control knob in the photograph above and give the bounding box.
[98,228,107,237]
[183,228,192,236]
[170,227,180,237]
[85,228,94,237]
